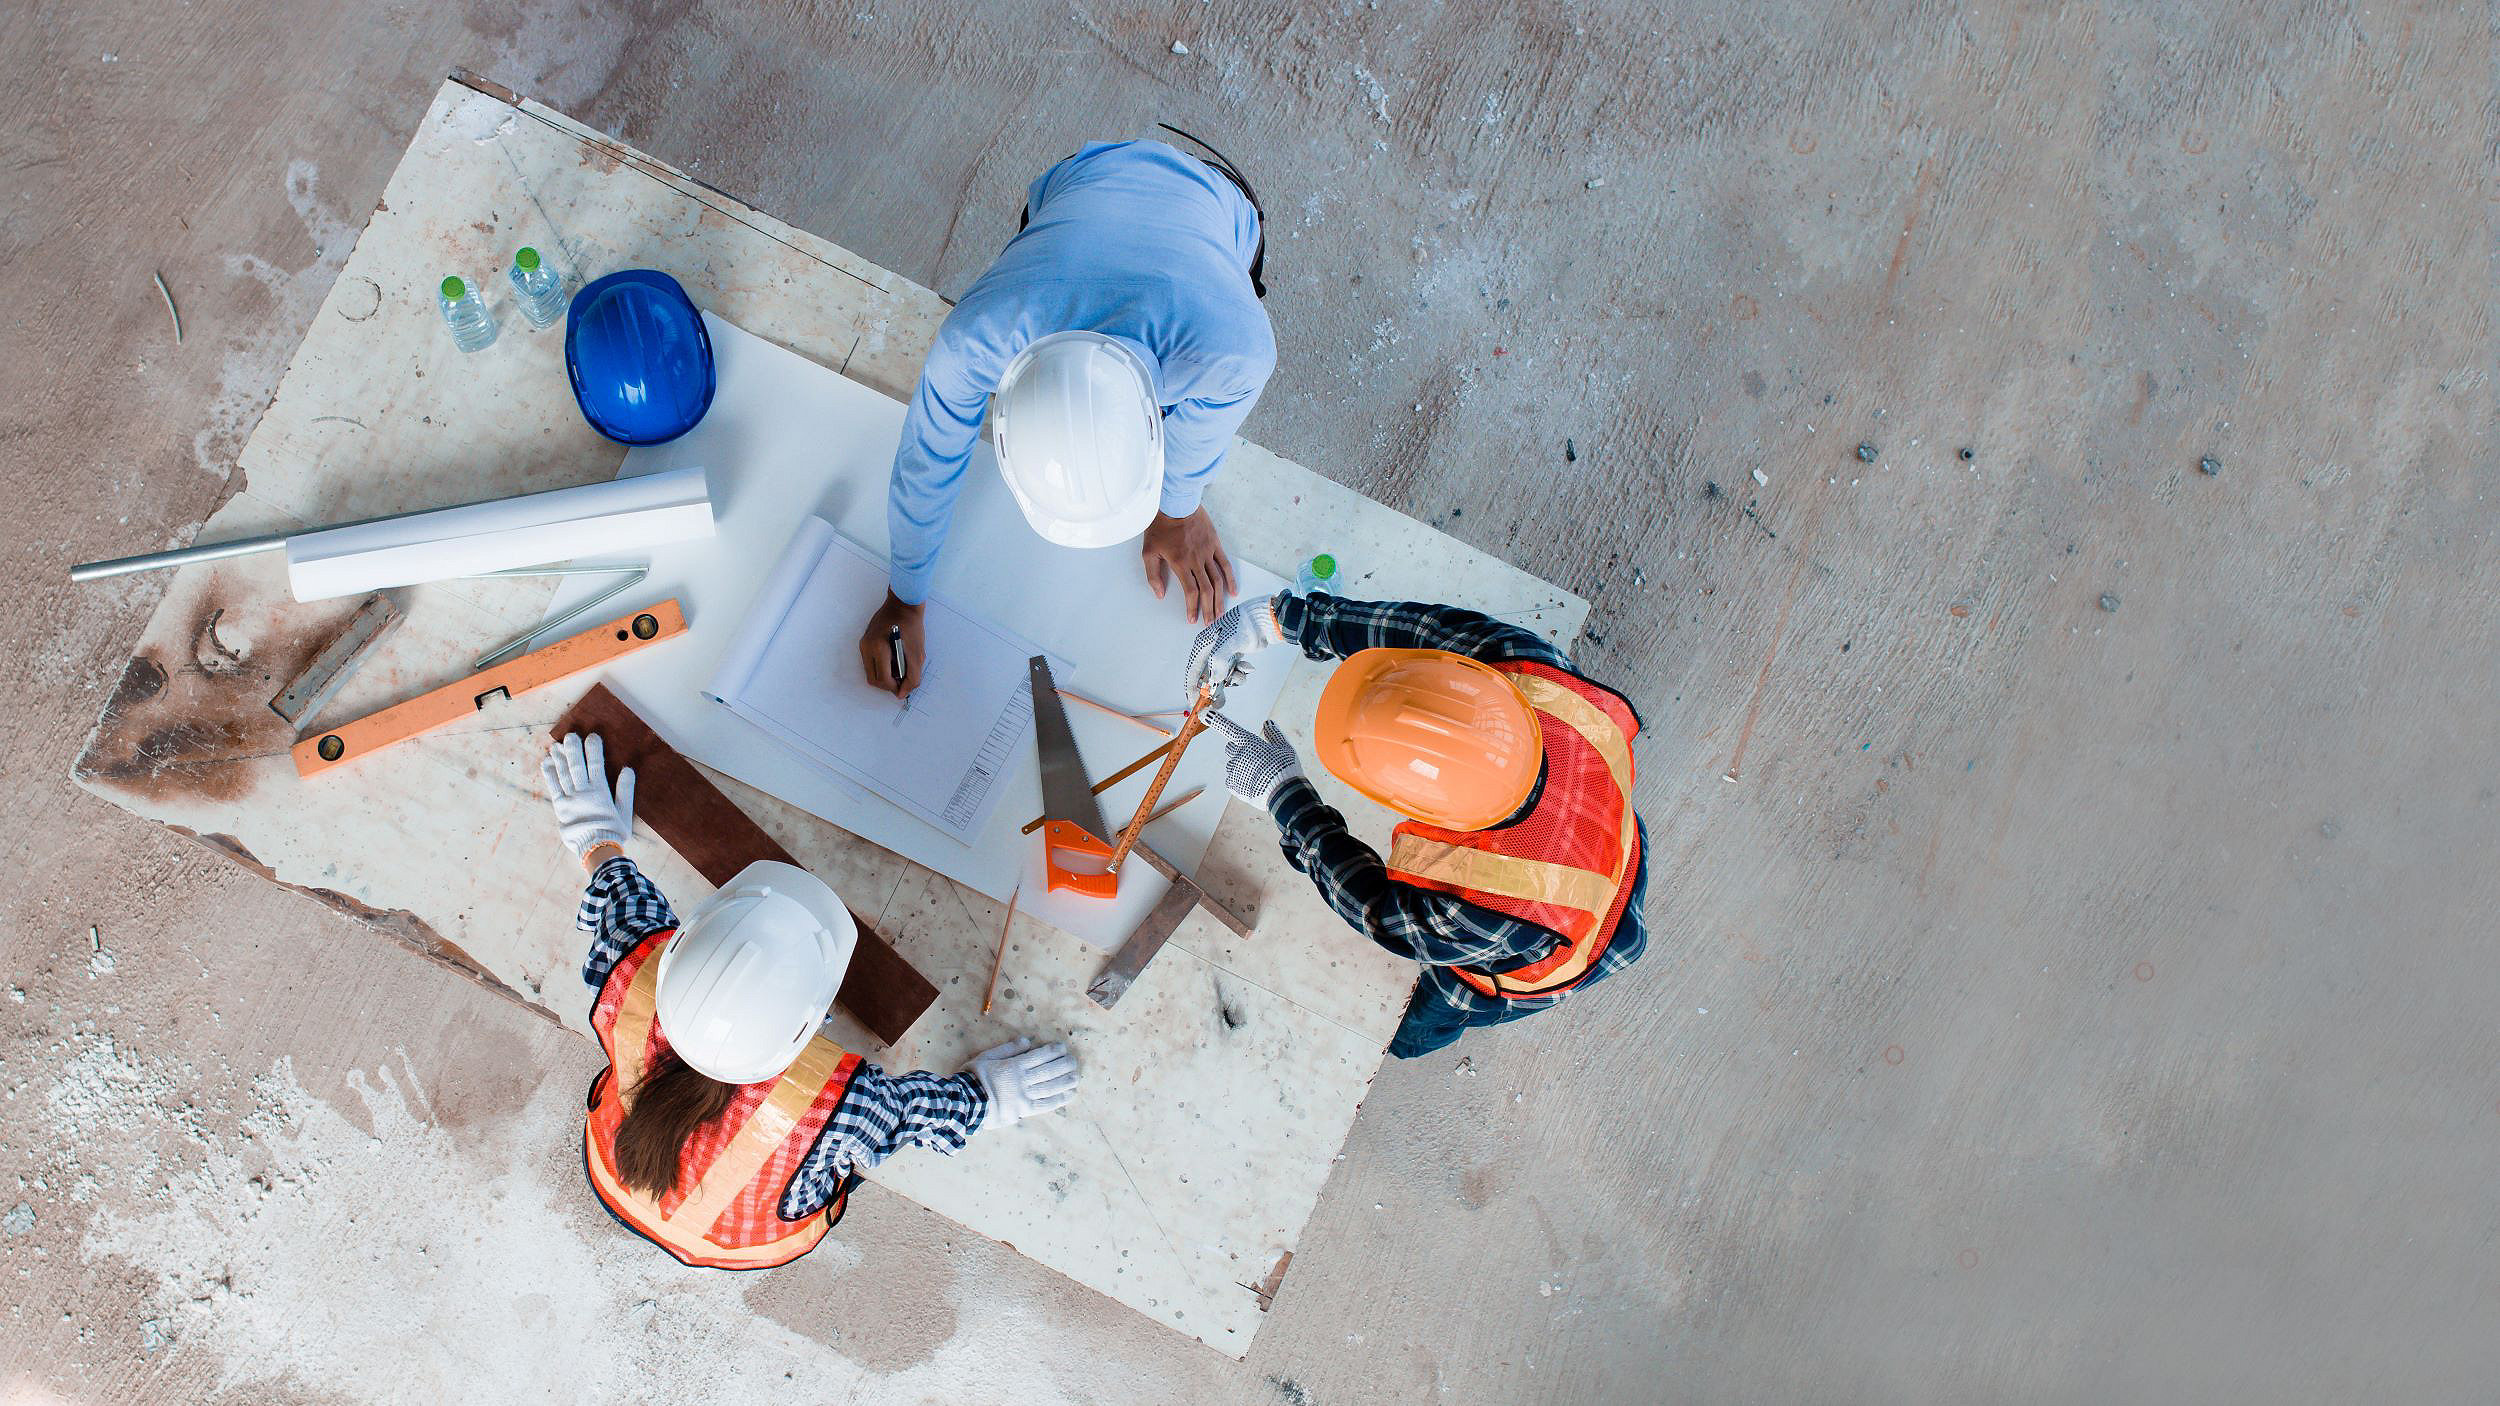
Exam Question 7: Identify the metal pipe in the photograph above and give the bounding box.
[470,566,647,670]
[72,471,712,588]
[69,500,422,584]
[69,532,292,582]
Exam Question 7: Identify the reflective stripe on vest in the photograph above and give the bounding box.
[584,933,858,1269]
[1388,843,1621,921]
[1387,665,1640,997]
[582,1116,833,1268]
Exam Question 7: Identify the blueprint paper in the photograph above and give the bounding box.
[707,518,1041,843]
[288,465,713,600]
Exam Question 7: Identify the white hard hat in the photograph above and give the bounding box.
[654,861,856,1085]
[991,330,1164,548]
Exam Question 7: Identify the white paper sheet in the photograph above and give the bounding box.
[706,517,1044,843]
[546,313,1289,950]
[286,464,714,601]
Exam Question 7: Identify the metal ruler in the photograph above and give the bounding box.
[1086,841,1254,1009]
[268,591,406,732]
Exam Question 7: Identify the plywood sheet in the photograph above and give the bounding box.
[69,77,1587,1353]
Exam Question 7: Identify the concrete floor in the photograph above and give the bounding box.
[4,1,2495,1401]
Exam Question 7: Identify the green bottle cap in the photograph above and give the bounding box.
[1311,553,1336,580]
[515,247,541,272]
[440,275,466,299]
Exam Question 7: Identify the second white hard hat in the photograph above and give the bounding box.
[991,330,1164,549]
[654,861,856,1085]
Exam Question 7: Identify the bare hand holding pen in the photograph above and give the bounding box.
[857,591,925,697]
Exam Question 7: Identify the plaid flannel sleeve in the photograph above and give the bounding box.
[1268,778,1564,968]
[577,855,679,990]
[569,854,989,1220]
[1274,592,1574,670]
[779,1067,989,1219]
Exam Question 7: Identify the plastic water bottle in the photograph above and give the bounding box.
[507,246,568,330]
[1297,552,1341,596]
[437,275,498,352]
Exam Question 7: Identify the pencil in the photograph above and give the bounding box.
[982,884,1019,1015]
[1058,686,1179,735]
[1019,736,1177,835]
[1139,786,1205,829]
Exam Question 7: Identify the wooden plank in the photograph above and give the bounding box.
[553,683,937,1045]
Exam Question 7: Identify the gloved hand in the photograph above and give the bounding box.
[1183,592,1288,696]
[542,732,635,859]
[1206,711,1303,809]
[969,1036,1080,1126]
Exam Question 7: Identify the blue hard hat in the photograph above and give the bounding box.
[564,269,716,445]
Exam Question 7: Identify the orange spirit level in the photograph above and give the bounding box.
[293,598,686,778]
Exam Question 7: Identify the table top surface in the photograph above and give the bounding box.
[71,75,1588,1354]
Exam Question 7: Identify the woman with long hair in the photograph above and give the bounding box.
[544,733,1079,1269]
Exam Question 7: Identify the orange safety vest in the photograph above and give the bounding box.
[582,931,863,1270]
[1385,660,1642,998]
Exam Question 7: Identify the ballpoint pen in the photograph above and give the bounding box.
[887,623,915,714]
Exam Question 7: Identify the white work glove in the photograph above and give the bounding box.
[1183,592,1289,695]
[969,1036,1080,1126]
[1206,711,1304,809]
[542,732,635,859]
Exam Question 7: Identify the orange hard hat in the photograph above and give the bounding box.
[1313,648,1542,830]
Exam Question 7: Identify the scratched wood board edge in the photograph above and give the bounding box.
[856,858,1410,1353]
[872,1044,1401,1354]
[169,820,566,1027]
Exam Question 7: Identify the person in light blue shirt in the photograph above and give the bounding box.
[857,137,1276,696]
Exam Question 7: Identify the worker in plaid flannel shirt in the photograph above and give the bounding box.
[543,733,1080,1270]
[1186,593,1650,1057]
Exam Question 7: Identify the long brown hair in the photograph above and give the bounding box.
[616,1051,738,1198]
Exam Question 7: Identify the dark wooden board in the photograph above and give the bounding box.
[554,683,938,1046]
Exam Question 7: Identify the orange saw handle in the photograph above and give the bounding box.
[1042,820,1120,900]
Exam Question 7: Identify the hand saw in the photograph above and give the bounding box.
[1028,656,1119,899]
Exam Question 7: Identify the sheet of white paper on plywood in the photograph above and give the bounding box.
[706,516,1053,841]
